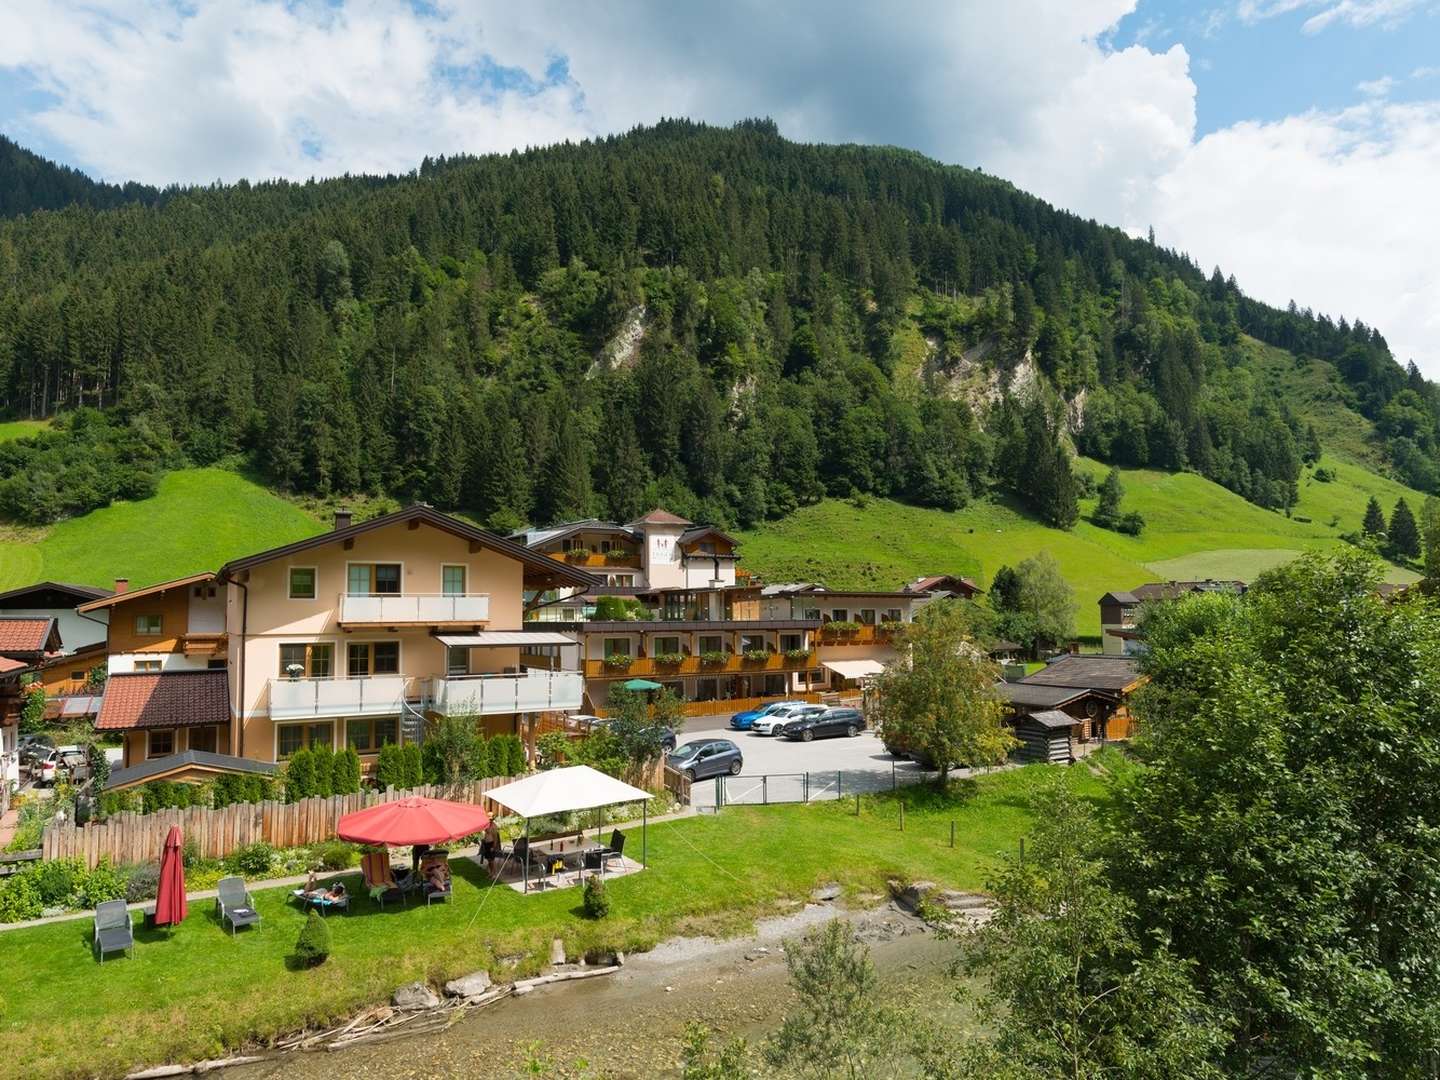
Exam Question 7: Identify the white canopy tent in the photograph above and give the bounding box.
[486,765,654,891]
[820,658,886,681]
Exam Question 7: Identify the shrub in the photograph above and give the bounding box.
[285,748,316,801]
[0,872,42,923]
[537,731,572,770]
[313,840,357,871]
[311,745,335,798]
[293,910,331,967]
[375,744,405,790]
[213,773,275,809]
[1315,466,1336,482]
[185,862,225,891]
[140,780,202,814]
[79,859,127,906]
[87,744,110,791]
[492,735,528,776]
[582,873,610,918]
[124,862,161,903]
[402,743,424,789]
[468,737,494,779]
[225,841,276,878]
[98,790,140,817]
[31,857,85,906]
[334,747,361,795]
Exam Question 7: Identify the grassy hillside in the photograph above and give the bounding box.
[739,455,1422,638]
[0,419,49,442]
[0,469,321,591]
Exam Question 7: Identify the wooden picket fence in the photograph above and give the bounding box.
[42,778,529,869]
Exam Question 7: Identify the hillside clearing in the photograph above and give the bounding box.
[0,469,322,592]
[0,419,49,442]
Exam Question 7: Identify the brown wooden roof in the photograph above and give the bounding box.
[77,572,215,612]
[628,508,693,526]
[1019,654,1142,693]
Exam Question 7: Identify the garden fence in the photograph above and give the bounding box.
[708,760,938,808]
[42,760,664,869]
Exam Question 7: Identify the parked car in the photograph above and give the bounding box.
[781,706,867,742]
[17,734,54,765]
[577,715,678,751]
[667,739,743,781]
[730,700,809,731]
[752,703,826,736]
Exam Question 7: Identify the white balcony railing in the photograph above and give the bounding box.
[338,592,490,624]
[268,675,409,720]
[430,672,583,716]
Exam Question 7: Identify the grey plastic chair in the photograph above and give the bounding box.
[215,876,262,935]
[93,900,133,962]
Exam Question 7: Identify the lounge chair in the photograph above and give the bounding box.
[361,851,405,908]
[597,829,626,871]
[216,876,262,935]
[419,855,452,906]
[93,900,133,962]
[292,879,350,916]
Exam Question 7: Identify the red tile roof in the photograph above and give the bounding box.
[0,617,57,654]
[95,671,231,731]
[0,656,30,674]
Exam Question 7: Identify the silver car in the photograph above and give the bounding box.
[751,703,825,736]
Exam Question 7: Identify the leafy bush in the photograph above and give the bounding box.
[79,859,127,906]
[212,773,276,809]
[537,731,572,770]
[602,654,633,669]
[1314,467,1336,482]
[699,650,731,666]
[140,780,205,813]
[375,744,405,790]
[185,862,225,891]
[593,595,647,621]
[783,647,812,661]
[285,748,316,801]
[311,745,335,798]
[124,862,161,903]
[652,651,686,665]
[491,735,527,776]
[98,789,141,817]
[312,840,357,871]
[333,747,361,795]
[0,872,42,923]
[582,873,610,918]
[742,648,771,662]
[402,744,424,789]
[293,910,331,967]
[823,620,860,635]
[225,842,276,878]
[31,858,84,906]
[467,737,494,779]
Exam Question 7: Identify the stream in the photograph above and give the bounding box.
[226,902,964,1078]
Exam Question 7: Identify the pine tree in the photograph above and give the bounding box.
[1362,496,1387,539]
[1388,497,1420,560]
[1096,468,1123,521]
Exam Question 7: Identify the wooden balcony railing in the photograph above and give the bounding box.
[584,651,817,678]
[818,623,900,646]
[548,551,642,569]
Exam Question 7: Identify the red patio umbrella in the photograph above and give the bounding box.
[154,825,187,929]
[336,796,491,846]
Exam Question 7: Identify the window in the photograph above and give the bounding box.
[134,659,162,673]
[830,608,848,623]
[189,726,218,754]
[207,658,227,670]
[192,584,216,599]
[802,607,821,621]
[764,674,786,695]
[885,608,903,623]
[277,721,333,759]
[348,641,400,676]
[279,643,333,678]
[604,638,630,658]
[147,729,174,758]
[653,636,681,656]
[780,633,802,652]
[696,678,718,702]
[347,563,402,595]
[859,609,876,625]
[134,613,162,636]
[447,646,470,676]
[288,567,317,600]
[70,669,85,681]
[347,716,399,753]
[442,565,467,596]
[740,634,767,653]
[699,635,724,655]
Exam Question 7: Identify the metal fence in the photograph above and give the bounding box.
[704,760,938,808]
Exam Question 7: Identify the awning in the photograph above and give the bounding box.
[820,659,886,680]
[436,631,579,648]
[485,765,652,818]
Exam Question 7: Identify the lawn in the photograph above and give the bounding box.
[0,764,1106,1080]
[739,454,1423,638]
[0,419,50,443]
[0,468,323,592]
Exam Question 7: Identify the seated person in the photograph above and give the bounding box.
[424,859,450,893]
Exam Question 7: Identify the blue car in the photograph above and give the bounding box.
[730,700,807,730]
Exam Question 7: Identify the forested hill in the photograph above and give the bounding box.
[0,118,1433,533]
[0,135,161,218]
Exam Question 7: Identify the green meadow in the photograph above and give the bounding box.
[740,454,1422,638]
[0,419,50,442]
[0,469,322,591]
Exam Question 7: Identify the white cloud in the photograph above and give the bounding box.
[1237,0,1433,33]
[1357,75,1397,95]
[0,0,1436,372]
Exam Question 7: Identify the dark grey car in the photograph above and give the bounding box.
[667,739,743,781]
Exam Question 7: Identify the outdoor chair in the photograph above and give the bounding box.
[361,851,406,908]
[420,855,452,907]
[598,830,626,870]
[292,880,349,916]
[92,900,133,962]
[216,876,262,935]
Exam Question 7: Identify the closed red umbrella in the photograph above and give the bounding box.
[336,797,491,846]
[154,825,187,929]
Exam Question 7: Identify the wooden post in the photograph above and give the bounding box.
[899,801,904,832]
[950,820,955,848]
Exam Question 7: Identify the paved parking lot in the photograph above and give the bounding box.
[674,711,934,807]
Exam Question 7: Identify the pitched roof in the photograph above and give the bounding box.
[905,574,980,595]
[997,681,1091,709]
[216,504,598,589]
[94,670,230,731]
[678,525,739,548]
[1102,580,1245,606]
[0,580,113,606]
[512,519,641,548]
[0,656,33,675]
[1018,654,1141,693]
[1018,709,1080,730]
[0,617,60,655]
[77,572,214,612]
[627,508,692,527]
[106,750,277,792]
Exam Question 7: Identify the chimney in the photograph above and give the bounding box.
[333,507,353,531]
[114,577,129,595]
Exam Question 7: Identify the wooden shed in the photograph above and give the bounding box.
[1013,709,1080,764]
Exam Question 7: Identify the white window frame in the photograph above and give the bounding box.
[440,564,468,597]
[287,565,318,600]
[345,561,406,596]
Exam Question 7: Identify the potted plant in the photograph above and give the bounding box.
[742,647,771,663]
[602,654,633,670]
[784,647,812,662]
[604,549,633,564]
[699,650,731,666]
[652,651,686,666]
[823,619,860,639]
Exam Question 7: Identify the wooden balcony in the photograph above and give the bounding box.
[818,624,899,646]
[584,651,817,678]
[547,551,642,569]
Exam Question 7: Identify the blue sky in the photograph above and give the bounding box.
[0,1,1437,371]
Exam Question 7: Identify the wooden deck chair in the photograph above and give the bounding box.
[361,851,405,908]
